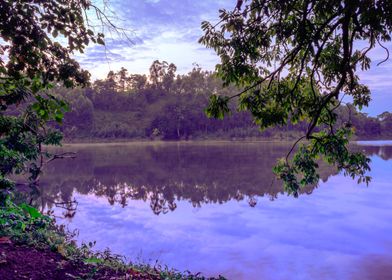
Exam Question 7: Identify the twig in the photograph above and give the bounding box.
[286,135,306,162]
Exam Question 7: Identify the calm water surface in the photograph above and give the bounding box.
[37,142,392,280]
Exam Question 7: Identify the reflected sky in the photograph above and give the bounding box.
[39,142,392,279]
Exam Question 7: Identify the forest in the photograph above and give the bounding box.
[54,61,391,141]
[2,0,392,279]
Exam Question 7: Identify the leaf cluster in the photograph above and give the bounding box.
[200,0,392,191]
[0,0,106,196]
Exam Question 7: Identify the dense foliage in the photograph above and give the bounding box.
[0,0,107,199]
[199,0,392,193]
[53,63,391,144]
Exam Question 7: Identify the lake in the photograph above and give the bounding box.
[36,141,392,279]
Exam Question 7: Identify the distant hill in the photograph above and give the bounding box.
[50,63,392,142]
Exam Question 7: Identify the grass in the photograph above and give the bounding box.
[0,196,226,280]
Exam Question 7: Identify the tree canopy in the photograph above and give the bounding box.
[200,0,392,195]
[48,63,391,143]
[0,0,107,198]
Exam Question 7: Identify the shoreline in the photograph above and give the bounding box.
[0,201,221,280]
[59,138,392,146]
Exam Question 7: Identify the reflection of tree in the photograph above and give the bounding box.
[351,144,392,161]
[29,143,391,215]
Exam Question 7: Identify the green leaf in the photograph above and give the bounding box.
[97,37,105,45]
[205,95,231,119]
[20,204,42,219]
[84,257,103,265]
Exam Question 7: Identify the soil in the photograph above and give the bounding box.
[0,241,159,280]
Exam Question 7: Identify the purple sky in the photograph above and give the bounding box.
[78,0,392,116]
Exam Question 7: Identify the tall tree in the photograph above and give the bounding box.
[0,0,109,198]
[149,60,169,87]
[149,60,177,91]
[162,63,177,92]
[200,0,392,195]
[130,74,148,92]
[117,67,131,92]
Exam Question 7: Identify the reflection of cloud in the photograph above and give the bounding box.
[51,156,392,279]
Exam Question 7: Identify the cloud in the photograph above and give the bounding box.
[75,0,234,78]
[76,1,392,115]
[355,43,392,115]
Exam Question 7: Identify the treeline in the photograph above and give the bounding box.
[53,61,392,141]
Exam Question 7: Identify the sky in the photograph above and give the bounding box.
[78,0,233,77]
[77,0,392,116]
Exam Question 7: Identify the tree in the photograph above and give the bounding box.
[116,67,129,92]
[162,63,177,92]
[378,111,392,137]
[149,60,177,92]
[130,74,148,92]
[200,0,392,195]
[51,63,387,142]
[0,0,109,199]
[149,60,168,87]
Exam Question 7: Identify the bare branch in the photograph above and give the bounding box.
[376,37,390,66]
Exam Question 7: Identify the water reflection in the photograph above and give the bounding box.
[355,143,392,160]
[30,143,328,215]
[28,142,391,216]
[24,142,392,279]
[351,255,392,280]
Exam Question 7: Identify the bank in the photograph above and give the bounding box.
[0,199,225,280]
